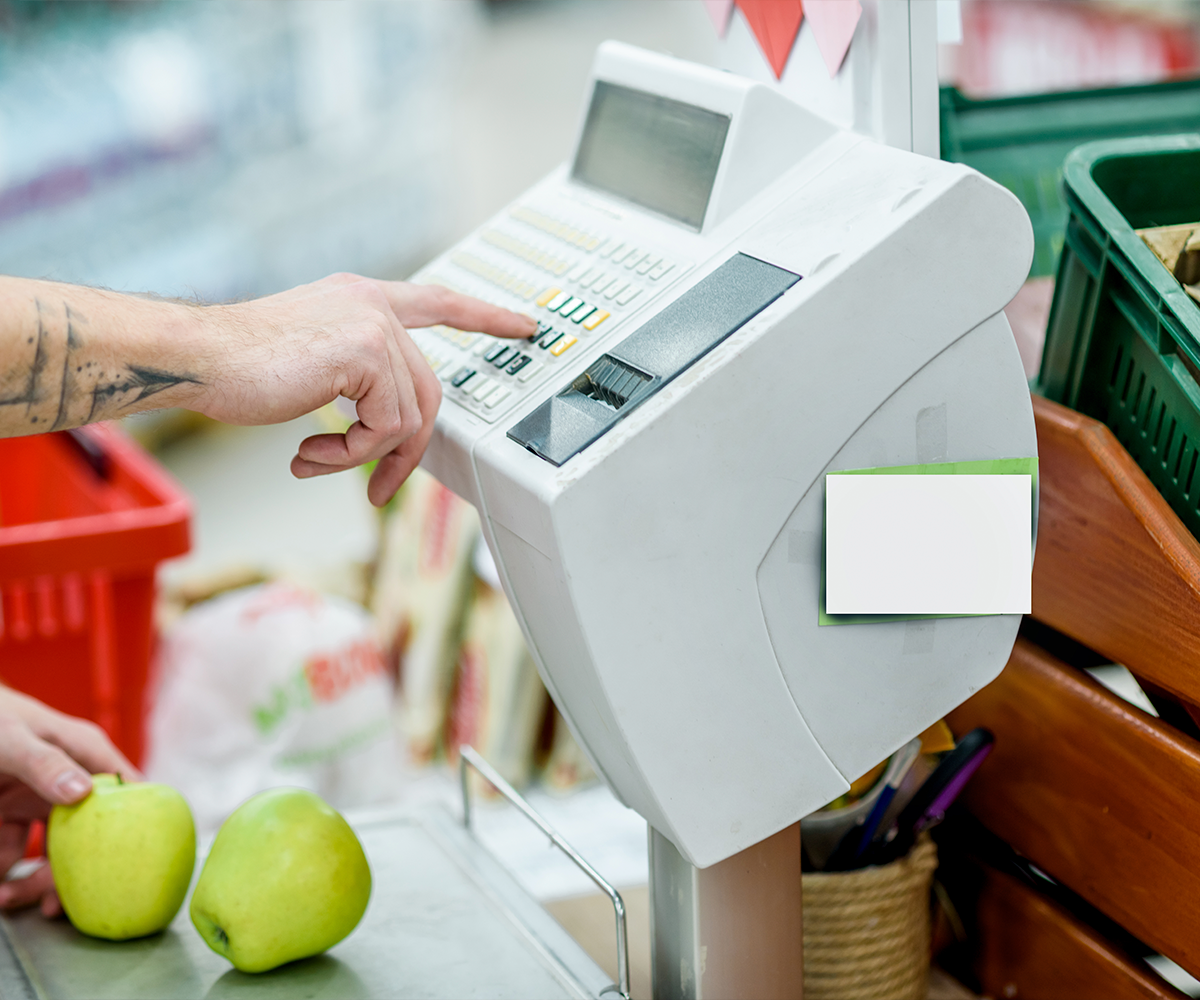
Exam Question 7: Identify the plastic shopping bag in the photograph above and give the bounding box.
[145,582,398,831]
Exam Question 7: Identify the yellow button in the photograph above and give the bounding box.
[581,309,610,330]
[536,287,561,307]
[550,336,577,356]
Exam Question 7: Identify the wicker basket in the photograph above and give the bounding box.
[802,836,938,1000]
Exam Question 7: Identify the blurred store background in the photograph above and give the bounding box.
[3,2,1200,995]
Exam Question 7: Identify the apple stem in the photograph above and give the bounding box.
[116,774,124,785]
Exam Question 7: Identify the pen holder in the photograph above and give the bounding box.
[802,835,938,1000]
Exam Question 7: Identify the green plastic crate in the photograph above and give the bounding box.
[940,80,1200,277]
[1037,134,1200,539]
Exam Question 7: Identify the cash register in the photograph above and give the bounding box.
[411,39,1035,868]
[407,39,1035,998]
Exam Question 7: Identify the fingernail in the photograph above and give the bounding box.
[54,771,92,801]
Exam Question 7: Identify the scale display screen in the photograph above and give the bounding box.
[572,81,730,230]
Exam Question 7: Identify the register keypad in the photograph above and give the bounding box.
[411,200,691,423]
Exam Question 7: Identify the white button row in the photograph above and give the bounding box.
[450,252,539,300]
[426,324,480,350]
[600,241,675,282]
[554,264,644,307]
[480,229,571,277]
[510,206,604,253]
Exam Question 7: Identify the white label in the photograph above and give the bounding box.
[825,474,1031,615]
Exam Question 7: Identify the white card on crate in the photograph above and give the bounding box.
[824,473,1032,615]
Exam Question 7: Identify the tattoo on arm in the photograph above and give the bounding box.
[0,301,50,418]
[2,297,202,432]
[86,365,201,424]
[50,304,82,431]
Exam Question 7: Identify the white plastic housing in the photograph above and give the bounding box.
[411,43,1035,867]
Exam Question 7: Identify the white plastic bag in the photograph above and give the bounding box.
[145,582,398,832]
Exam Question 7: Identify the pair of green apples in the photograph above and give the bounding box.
[47,778,372,973]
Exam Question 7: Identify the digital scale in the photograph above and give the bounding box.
[0,26,1036,1000]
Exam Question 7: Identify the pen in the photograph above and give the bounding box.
[867,727,994,866]
[822,737,922,872]
[853,760,914,859]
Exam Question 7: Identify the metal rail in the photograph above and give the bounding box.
[459,745,630,1000]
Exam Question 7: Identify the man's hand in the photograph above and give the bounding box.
[197,275,536,506]
[0,273,530,505]
[0,689,139,916]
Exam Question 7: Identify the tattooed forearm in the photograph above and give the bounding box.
[86,365,201,424]
[0,293,203,436]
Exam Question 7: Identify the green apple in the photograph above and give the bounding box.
[190,788,371,973]
[48,774,196,940]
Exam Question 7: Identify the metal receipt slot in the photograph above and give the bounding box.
[509,254,799,465]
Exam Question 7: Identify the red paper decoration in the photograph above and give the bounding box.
[735,0,806,80]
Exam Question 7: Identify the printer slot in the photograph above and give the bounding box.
[572,356,654,411]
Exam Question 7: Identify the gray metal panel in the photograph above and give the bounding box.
[609,254,798,379]
[508,254,800,466]
[0,808,610,1000]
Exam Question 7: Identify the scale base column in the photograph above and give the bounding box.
[649,822,803,1000]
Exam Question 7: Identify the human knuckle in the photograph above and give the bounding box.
[18,742,52,773]
[350,321,388,356]
[404,410,425,437]
[351,281,388,309]
[370,413,403,442]
[427,285,453,309]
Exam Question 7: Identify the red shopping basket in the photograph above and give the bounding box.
[0,424,191,765]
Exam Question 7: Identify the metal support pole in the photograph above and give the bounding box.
[650,822,803,1000]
